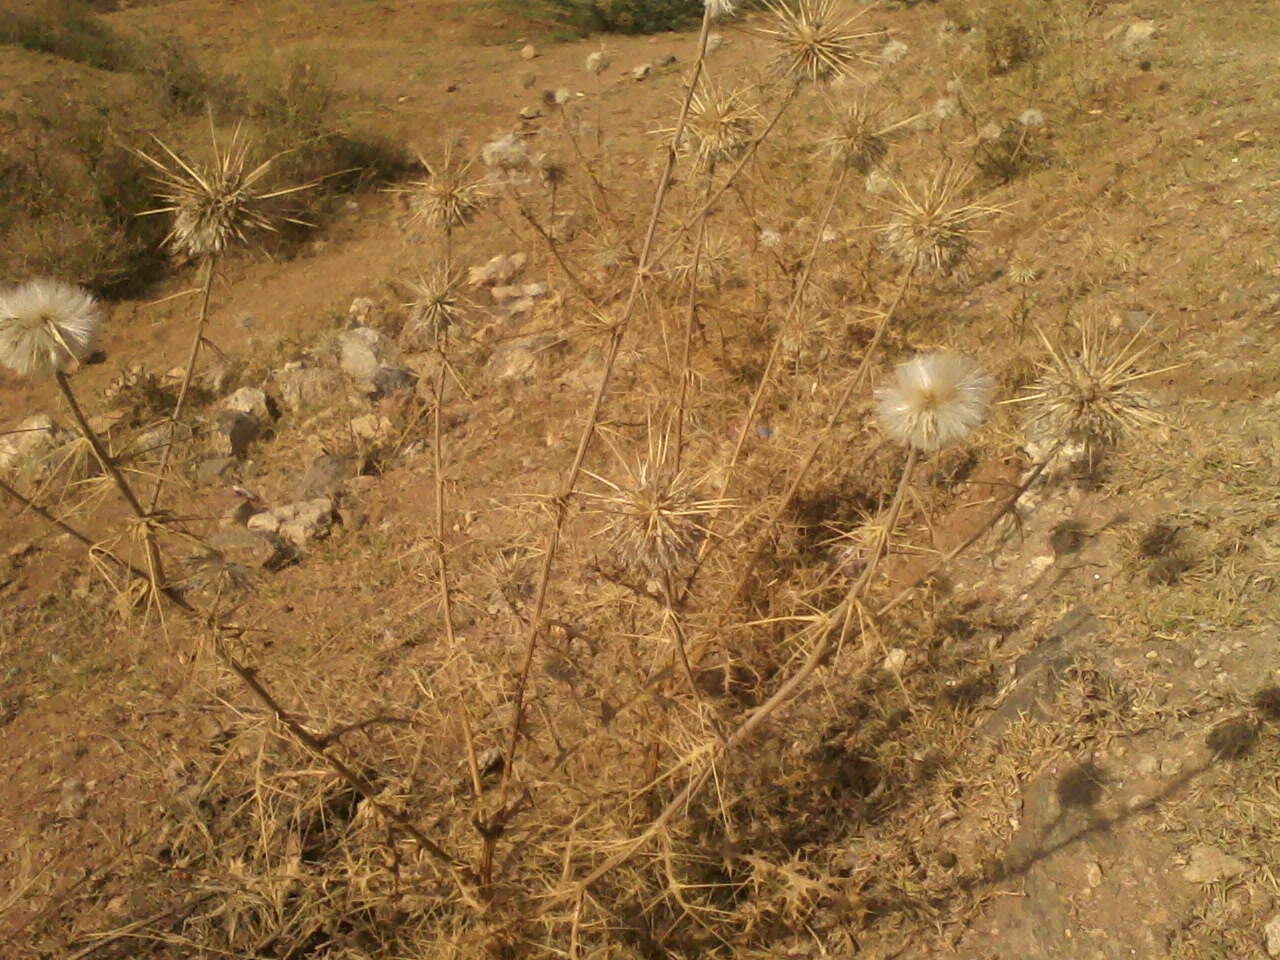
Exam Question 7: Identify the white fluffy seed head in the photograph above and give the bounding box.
[0,279,101,377]
[705,0,737,19]
[875,351,994,452]
[585,50,609,75]
[1018,107,1046,128]
[481,133,531,177]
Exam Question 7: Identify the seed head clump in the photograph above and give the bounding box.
[0,279,102,377]
[584,435,729,579]
[876,352,994,452]
[137,124,307,258]
[882,163,1000,276]
[585,50,610,75]
[404,144,490,232]
[680,83,760,170]
[403,266,465,346]
[763,0,876,83]
[481,133,531,178]
[705,0,737,20]
[1018,321,1172,449]
[821,96,902,174]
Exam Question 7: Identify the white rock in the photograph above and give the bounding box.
[276,366,344,413]
[631,64,651,81]
[468,253,528,288]
[521,44,537,61]
[339,327,396,383]
[1121,20,1157,55]
[247,511,280,534]
[350,413,392,443]
[223,386,273,421]
[348,296,377,325]
[0,414,65,482]
[1264,914,1280,957]
[882,648,908,673]
[1182,845,1247,884]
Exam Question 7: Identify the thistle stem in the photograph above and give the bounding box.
[53,370,167,591]
[148,252,218,514]
[493,7,717,823]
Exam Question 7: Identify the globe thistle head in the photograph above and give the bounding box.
[876,351,994,452]
[585,50,610,76]
[1018,107,1046,128]
[880,39,909,65]
[881,163,1001,277]
[0,279,102,377]
[820,95,911,174]
[481,133,531,178]
[403,265,466,346]
[1008,254,1039,285]
[1017,321,1175,449]
[679,82,760,171]
[762,0,877,84]
[705,0,737,20]
[535,154,569,190]
[137,124,309,258]
[584,431,730,580]
[403,143,491,232]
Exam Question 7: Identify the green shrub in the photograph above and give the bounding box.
[0,0,130,70]
[517,0,702,34]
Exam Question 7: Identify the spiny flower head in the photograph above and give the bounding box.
[403,265,465,345]
[705,0,737,19]
[584,432,730,580]
[876,351,994,452]
[679,82,760,171]
[820,95,911,174]
[403,143,491,232]
[0,279,101,377]
[1017,321,1174,449]
[137,123,308,257]
[763,0,877,83]
[882,163,1001,277]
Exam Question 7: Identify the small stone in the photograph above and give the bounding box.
[0,414,66,483]
[295,453,359,500]
[485,334,561,382]
[276,366,344,413]
[370,365,418,399]
[706,33,725,54]
[882,648,908,673]
[1263,914,1280,957]
[520,72,536,90]
[1136,754,1159,776]
[246,511,280,534]
[658,54,677,67]
[1182,845,1247,884]
[519,105,541,120]
[1121,20,1157,55]
[339,327,396,383]
[468,253,528,288]
[210,410,260,459]
[631,64,651,81]
[223,386,274,421]
[1160,757,1182,776]
[351,413,392,443]
[59,778,88,818]
[348,296,377,325]
[195,456,239,487]
[207,527,294,570]
[521,43,537,60]
[1085,861,1103,888]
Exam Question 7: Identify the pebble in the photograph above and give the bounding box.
[1182,844,1247,884]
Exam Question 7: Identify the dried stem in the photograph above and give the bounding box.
[722,256,920,608]
[52,370,166,591]
[492,8,717,823]
[148,252,217,513]
[673,173,716,472]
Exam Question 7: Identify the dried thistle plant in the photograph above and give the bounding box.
[403,144,490,233]
[679,82,761,171]
[137,123,310,258]
[706,0,737,19]
[583,431,730,581]
[875,352,994,453]
[1017,321,1176,450]
[762,0,877,84]
[403,265,466,346]
[882,163,1001,276]
[820,95,915,174]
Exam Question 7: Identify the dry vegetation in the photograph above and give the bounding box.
[3,0,1280,957]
